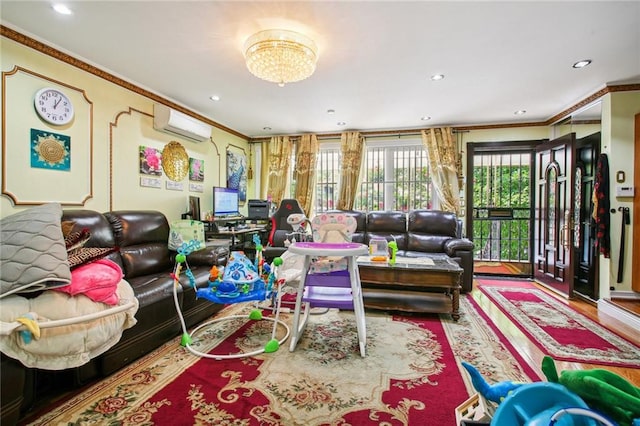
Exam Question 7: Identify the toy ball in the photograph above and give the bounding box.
[273,257,283,266]
[255,243,263,251]
[176,253,186,263]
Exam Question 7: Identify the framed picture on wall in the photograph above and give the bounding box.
[189,157,204,181]
[226,144,247,204]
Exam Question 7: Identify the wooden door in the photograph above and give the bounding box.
[534,134,575,295]
[573,133,600,300]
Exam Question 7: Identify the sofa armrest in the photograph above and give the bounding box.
[444,238,474,256]
[183,246,229,266]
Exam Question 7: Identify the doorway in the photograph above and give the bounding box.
[467,141,540,278]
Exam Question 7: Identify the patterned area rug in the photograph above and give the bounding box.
[24,297,538,425]
[477,280,640,368]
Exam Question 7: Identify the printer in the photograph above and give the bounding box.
[248,199,270,219]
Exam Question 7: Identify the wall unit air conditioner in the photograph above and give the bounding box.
[153,104,212,142]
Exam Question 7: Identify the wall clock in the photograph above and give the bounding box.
[34,87,75,125]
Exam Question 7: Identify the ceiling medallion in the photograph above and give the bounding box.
[244,29,318,87]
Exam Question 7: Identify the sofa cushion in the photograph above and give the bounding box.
[407,233,450,253]
[119,243,172,279]
[106,211,172,279]
[0,203,70,297]
[408,210,458,237]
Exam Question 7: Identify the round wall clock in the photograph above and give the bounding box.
[34,87,75,125]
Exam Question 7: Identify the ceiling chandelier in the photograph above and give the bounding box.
[244,29,318,87]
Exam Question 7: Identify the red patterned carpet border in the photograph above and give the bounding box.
[477,279,640,368]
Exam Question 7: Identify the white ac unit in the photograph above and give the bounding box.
[153,104,212,142]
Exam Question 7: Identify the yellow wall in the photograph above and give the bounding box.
[600,91,640,295]
[2,34,638,296]
[1,36,250,221]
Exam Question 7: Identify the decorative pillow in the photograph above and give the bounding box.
[53,258,123,305]
[168,220,205,252]
[64,228,91,256]
[67,247,116,269]
[0,203,71,298]
[61,220,76,237]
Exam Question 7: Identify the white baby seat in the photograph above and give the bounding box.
[308,213,357,273]
[287,213,368,357]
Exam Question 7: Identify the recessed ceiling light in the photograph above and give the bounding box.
[263,127,272,131]
[337,121,347,126]
[514,110,527,115]
[209,95,220,101]
[572,59,592,69]
[421,116,431,121]
[327,109,335,114]
[52,4,73,15]
[430,74,445,81]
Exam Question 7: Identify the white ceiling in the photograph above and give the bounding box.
[2,1,639,139]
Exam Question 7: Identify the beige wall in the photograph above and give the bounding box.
[2,34,638,296]
[600,91,640,296]
[1,37,250,221]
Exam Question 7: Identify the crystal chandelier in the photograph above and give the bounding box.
[244,29,318,87]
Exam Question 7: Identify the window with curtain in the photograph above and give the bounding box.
[287,139,433,213]
[355,140,432,212]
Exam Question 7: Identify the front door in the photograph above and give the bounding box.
[534,134,575,296]
[573,133,600,300]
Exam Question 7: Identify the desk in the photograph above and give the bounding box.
[214,226,267,248]
[205,222,268,257]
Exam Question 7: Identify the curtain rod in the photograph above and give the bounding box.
[249,129,471,143]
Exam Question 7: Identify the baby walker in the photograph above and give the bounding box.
[171,235,290,360]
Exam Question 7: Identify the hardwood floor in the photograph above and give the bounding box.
[471,280,640,387]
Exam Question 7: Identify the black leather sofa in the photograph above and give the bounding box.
[1,210,228,425]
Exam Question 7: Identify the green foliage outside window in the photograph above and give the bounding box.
[472,161,531,261]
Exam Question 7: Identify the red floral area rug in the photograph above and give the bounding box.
[477,279,640,368]
[25,299,537,425]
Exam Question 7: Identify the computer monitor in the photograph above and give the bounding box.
[213,186,240,217]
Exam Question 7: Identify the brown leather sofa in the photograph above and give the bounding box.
[337,209,475,293]
[1,210,228,425]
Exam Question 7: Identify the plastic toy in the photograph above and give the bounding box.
[542,355,640,426]
[284,213,310,246]
[491,381,610,425]
[388,240,398,265]
[16,312,40,344]
[461,361,525,403]
[171,241,290,360]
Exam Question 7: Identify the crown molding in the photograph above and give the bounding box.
[1,25,249,141]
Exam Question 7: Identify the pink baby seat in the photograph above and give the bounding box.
[287,213,368,356]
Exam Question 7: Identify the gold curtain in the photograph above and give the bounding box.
[421,127,461,215]
[293,134,319,216]
[336,131,365,210]
[264,136,292,205]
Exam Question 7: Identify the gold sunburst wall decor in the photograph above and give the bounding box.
[161,141,189,181]
[31,129,70,170]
